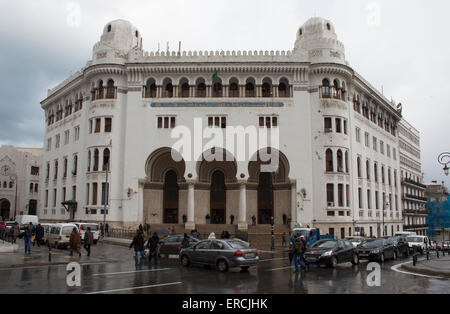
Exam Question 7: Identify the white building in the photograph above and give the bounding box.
[39,18,405,238]
[398,119,428,235]
[0,146,43,220]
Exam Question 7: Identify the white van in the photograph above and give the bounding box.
[41,223,56,244]
[73,223,100,244]
[395,231,417,237]
[47,223,78,249]
[406,235,430,255]
[15,215,39,228]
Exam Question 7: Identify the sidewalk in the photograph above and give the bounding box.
[401,255,450,279]
[0,241,18,253]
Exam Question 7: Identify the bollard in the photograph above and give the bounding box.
[437,249,440,259]
[48,242,52,262]
[426,250,430,260]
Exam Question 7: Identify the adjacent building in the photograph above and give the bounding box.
[39,18,405,238]
[0,145,43,220]
[398,119,428,235]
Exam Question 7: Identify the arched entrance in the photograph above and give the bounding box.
[163,170,179,224]
[248,148,290,225]
[0,199,11,220]
[258,172,274,225]
[211,170,226,224]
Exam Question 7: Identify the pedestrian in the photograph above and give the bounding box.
[33,224,44,247]
[84,227,94,257]
[293,235,307,272]
[283,214,287,225]
[181,233,190,249]
[139,224,143,232]
[147,232,160,267]
[100,223,104,237]
[23,223,33,254]
[0,218,6,240]
[208,232,216,240]
[69,227,82,257]
[105,223,109,237]
[129,230,145,269]
[230,215,235,225]
[12,222,20,244]
[252,216,257,226]
[282,232,287,247]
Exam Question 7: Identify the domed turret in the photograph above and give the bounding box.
[293,17,346,64]
[92,19,142,63]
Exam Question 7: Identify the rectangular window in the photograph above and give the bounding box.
[45,190,49,207]
[367,189,372,210]
[104,118,112,133]
[373,137,377,151]
[325,118,332,132]
[158,117,163,129]
[62,187,66,202]
[72,186,76,201]
[380,141,384,155]
[336,118,342,133]
[53,189,57,207]
[327,184,334,204]
[355,128,361,143]
[272,117,278,128]
[55,134,60,149]
[95,118,101,133]
[338,184,344,207]
[346,185,350,207]
[164,117,169,129]
[171,117,176,128]
[259,117,264,127]
[89,120,93,134]
[47,138,52,151]
[344,120,348,135]
[365,132,370,147]
[375,191,380,209]
[101,183,109,205]
[74,126,80,141]
[86,183,90,205]
[387,144,391,158]
[92,183,98,205]
[64,130,70,145]
[358,188,362,209]
[393,148,397,160]
[31,166,39,176]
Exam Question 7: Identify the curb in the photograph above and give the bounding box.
[401,263,450,279]
[0,244,19,253]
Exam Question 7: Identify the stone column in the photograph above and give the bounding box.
[138,184,144,223]
[291,180,298,229]
[186,182,196,230]
[238,182,248,231]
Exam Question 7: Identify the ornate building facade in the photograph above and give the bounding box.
[0,146,43,220]
[40,18,405,237]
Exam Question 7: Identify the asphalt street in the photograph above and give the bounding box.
[0,242,449,294]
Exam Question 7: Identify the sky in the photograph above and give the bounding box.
[0,0,449,186]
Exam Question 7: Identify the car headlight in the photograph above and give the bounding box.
[371,249,380,254]
[321,250,334,257]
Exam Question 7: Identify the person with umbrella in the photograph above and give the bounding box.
[147,232,160,267]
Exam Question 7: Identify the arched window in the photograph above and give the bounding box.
[145,78,157,98]
[163,78,173,98]
[326,149,334,172]
[211,170,226,225]
[333,79,340,99]
[179,77,190,98]
[321,79,330,98]
[9,182,13,189]
[262,78,272,97]
[279,78,290,97]
[164,170,179,224]
[229,78,239,97]
[212,78,223,97]
[196,78,206,97]
[3,182,6,189]
[93,149,99,172]
[258,172,274,225]
[106,80,115,99]
[341,82,347,101]
[337,150,343,172]
[103,148,110,171]
[245,78,256,97]
[98,80,104,99]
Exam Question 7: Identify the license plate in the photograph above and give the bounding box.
[245,253,254,257]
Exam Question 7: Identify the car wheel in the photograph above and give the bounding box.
[392,251,397,261]
[351,254,359,265]
[217,260,229,273]
[181,255,190,267]
[379,253,385,263]
[329,256,338,268]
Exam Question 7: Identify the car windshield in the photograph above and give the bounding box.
[227,241,249,249]
[361,239,384,248]
[62,227,74,235]
[348,238,363,243]
[311,240,336,248]
[406,237,423,243]
[293,229,311,238]
[82,224,98,231]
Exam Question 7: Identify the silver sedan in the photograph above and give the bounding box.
[179,239,259,272]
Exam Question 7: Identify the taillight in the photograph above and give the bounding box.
[255,251,259,257]
[234,250,243,257]
[80,225,82,231]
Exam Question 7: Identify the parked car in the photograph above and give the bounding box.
[345,237,365,248]
[304,239,359,268]
[47,223,78,249]
[405,235,430,255]
[41,223,56,244]
[356,238,397,263]
[384,236,409,257]
[179,239,259,272]
[157,234,200,255]
[73,223,100,244]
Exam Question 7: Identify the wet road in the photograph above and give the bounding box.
[0,243,448,294]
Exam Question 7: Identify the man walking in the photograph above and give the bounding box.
[33,224,44,247]
[282,232,287,247]
[0,218,6,240]
[293,235,307,272]
[12,222,20,244]
[129,230,145,269]
[24,223,33,254]
[147,232,160,267]
[69,227,82,257]
[84,227,94,257]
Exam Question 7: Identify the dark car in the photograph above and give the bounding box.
[384,236,409,257]
[304,239,359,268]
[158,235,200,255]
[179,239,259,272]
[356,238,397,263]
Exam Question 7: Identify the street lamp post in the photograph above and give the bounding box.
[382,195,389,237]
[438,152,450,176]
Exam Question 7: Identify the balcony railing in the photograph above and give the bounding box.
[404,224,429,230]
[403,209,429,215]
[402,178,427,189]
[403,194,427,202]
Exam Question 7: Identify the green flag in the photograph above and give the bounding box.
[212,72,218,80]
